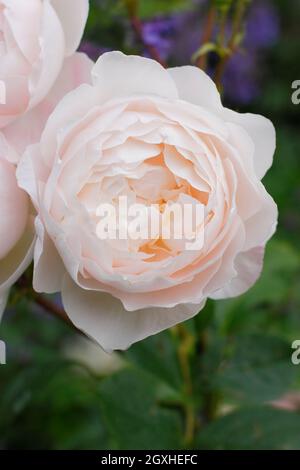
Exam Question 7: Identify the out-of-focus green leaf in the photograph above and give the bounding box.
[197,406,300,450]
[138,0,193,18]
[125,331,182,396]
[213,0,233,13]
[0,361,108,449]
[99,369,182,449]
[192,42,218,62]
[194,299,215,333]
[215,334,297,403]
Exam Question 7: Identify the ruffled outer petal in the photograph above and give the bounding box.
[0,156,28,258]
[16,53,93,290]
[168,66,222,110]
[0,219,35,290]
[62,275,205,352]
[0,290,9,322]
[168,65,276,179]
[0,217,35,315]
[50,0,89,56]
[32,216,65,293]
[0,0,90,127]
[3,52,93,163]
[210,246,265,299]
[92,51,178,102]
[28,0,66,109]
[4,53,93,162]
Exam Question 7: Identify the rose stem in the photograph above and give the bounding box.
[34,294,72,326]
[214,0,249,91]
[125,2,167,67]
[196,6,216,71]
[176,324,196,447]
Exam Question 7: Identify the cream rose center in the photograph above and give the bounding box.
[47,96,235,282]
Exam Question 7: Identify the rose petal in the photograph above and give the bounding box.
[29,0,65,109]
[50,0,89,56]
[92,51,178,102]
[222,109,276,179]
[169,65,276,179]
[3,0,41,62]
[62,275,204,351]
[0,218,35,292]
[0,157,28,258]
[0,289,9,321]
[4,53,93,161]
[168,65,222,109]
[32,216,65,293]
[210,246,265,299]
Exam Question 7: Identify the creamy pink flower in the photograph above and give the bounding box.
[17,52,278,351]
[0,52,93,317]
[0,0,89,127]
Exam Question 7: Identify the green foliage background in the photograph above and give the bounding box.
[1,0,300,450]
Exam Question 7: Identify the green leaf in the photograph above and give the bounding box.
[125,331,182,396]
[99,369,182,449]
[192,43,218,63]
[197,406,300,450]
[215,334,297,403]
[232,30,245,49]
[213,0,233,13]
[138,0,193,18]
[194,299,215,333]
[0,361,108,449]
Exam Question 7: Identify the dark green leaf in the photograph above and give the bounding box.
[99,369,182,449]
[215,334,297,403]
[197,406,300,450]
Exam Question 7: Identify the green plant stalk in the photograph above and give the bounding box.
[214,0,250,91]
[196,6,217,71]
[176,324,197,447]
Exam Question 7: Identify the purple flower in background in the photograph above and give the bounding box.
[223,0,280,104]
[223,52,260,104]
[245,0,280,49]
[79,41,111,61]
[173,0,279,105]
[142,16,181,61]
[141,7,204,65]
[171,10,203,65]
[81,0,279,106]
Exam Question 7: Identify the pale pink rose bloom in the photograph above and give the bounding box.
[0,0,89,128]
[0,52,93,318]
[17,52,278,351]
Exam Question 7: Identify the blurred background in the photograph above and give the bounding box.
[1,0,300,450]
